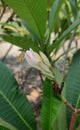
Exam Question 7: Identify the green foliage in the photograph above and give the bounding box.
[48,18,80,54]
[41,79,62,130]
[65,49,80,128]
[49,0,63,33]
[69,0,78,17]
[41,69,63,130]
[3,0,47,40]
[0,125,9,130]
[0,61,37,130]
[2,0,80,55]
[76,95,80,123]
[3,35,39,52]
[47,0,54,8]
[53,104,67,130]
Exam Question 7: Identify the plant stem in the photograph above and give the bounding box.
[59,95,76,130]
[39,70,44,83]
[69,111,77,130]
[77,109,80,113]
[53,81,80,130]
[59,95,80,130]
[60,95,75,112]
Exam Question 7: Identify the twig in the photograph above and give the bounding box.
[6,12,15,22]
[38,71,44,84]
[69,109,80,130]
[75,40,78,50]
[60,95,75,112]
[69,111,77,130]
[77,109,80,113]
[0,1,6,19]
[2,44,13,62]
[53,79,80,130]
[60,76,66,93]
[58,94,80,130]
[69,108,80,130]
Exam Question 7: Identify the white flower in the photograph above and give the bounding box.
[25,48,42,69]
[25,48,54,80]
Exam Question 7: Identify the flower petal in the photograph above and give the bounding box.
[39,51,51,67]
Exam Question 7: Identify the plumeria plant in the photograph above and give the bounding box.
[0,0,80,130]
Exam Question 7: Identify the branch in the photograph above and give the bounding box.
[0,0,6,19]
[69,111,77,130]
[2,44,13,62]
[60,95,75,112]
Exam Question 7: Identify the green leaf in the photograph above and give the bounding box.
[53,104,67,130]
[47,0,54,8]
[65,49,80,128]
[69,0,78,17]
[48,18,80,54]
[41,79,62,130]
[53,68,67,130]
[76,94,80,109]
[3,35,39,52]
[49,0,63,33]
[54,68,63,86]
[21,21,41,42]
[3,0,47,40]
[76,95,80,124]
[0,118,17,130]
[0,125,10,130]
[0,61,37,130]
[53,83,67,130]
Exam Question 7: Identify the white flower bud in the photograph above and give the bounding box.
[25,48,54,80]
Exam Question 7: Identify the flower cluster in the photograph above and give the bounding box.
[25,48,54,80]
